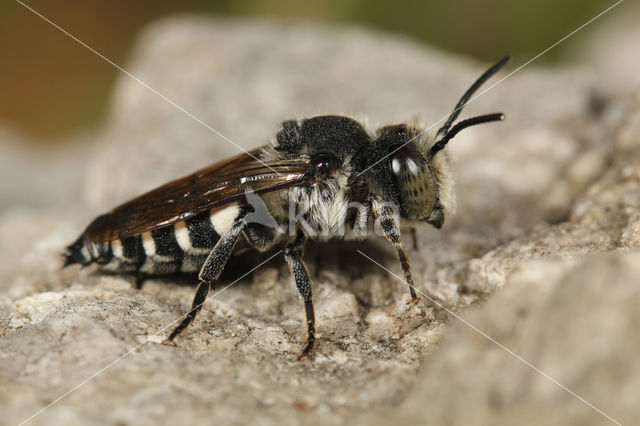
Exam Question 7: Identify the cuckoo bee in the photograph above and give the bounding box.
[64,57,509,358]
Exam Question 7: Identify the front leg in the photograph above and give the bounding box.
[372,199,418,301]
[163,217,247,344]
[284,231,316,359]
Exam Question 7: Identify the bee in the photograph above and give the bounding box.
[64,56,509,358]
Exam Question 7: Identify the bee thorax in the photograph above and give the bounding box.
[288,178,354,241]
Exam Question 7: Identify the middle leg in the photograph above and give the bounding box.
[284,231,316,359]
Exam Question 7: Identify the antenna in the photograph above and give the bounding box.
[436,56,510,139]
[429,113,504,158]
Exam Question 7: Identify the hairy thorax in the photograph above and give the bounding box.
[286,168,367,242]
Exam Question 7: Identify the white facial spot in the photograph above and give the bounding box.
[406,158,419,175]
[391,158,401,175]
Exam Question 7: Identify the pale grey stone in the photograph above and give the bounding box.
[1,13,639,426]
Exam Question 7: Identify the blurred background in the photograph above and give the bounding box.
[1,0,614,143]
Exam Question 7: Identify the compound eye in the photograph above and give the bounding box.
[311,154,339,180]
[390,145,437,220]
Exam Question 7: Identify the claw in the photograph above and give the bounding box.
[297,350,313,361]
[161,338,177,346]
[297,341,315,360]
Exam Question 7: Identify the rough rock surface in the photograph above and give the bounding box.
[1,14,639,426]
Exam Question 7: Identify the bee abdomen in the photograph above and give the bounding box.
[63,234,93,268]
[65,206,241,275]
[108,213,220,274]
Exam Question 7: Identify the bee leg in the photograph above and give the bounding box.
[410,227,419,251]
[163,218,247,345]
[134,271,147,289]
[373,201,418,301]
[243,222,277,252]
[284,232,316,360]
[162,280,210,346]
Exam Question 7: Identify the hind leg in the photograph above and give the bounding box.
[163,218,247,344]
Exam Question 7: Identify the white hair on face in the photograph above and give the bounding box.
[426,141,456,216]
[407,118,456,217]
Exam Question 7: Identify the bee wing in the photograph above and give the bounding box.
[85,149,311,242]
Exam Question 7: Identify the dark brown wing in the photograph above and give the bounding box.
[85,148,311,242]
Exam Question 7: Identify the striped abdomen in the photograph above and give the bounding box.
[65,205,241,275]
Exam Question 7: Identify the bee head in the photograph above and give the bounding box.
[367,56,510,228]
[368,124,450,228]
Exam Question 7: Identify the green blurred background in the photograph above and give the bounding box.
[0,0,613,142]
